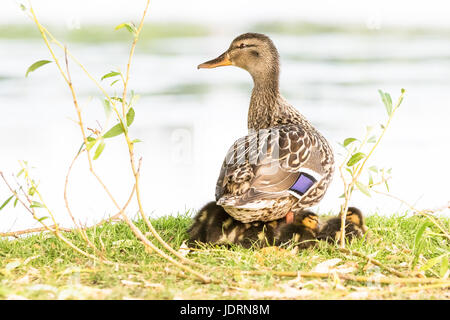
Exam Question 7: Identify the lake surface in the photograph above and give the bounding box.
[1,25,449,232]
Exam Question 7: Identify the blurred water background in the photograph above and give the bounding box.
[1,0,449,232]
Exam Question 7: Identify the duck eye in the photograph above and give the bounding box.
[239,43,247,49]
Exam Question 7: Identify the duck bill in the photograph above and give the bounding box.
[197,52,232,69]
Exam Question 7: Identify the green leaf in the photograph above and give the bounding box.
[93,140,106,160]
[103,124,125,139]
[420,253,449,272]
[26,60,52,77]
[20,4,26,11]
[115,22,137,34]
[103,99,112,119]
[111,96,123,102]
[17,168,25,177]
[0,195,14,210]
[378,89,393,116]
[355,181,371,197]
[386,93,392,110]
[440,255,449,278]
[129,92,140,107]
[101,71,121,81]
[414,222,431,250]
[110,79,120,86]
[28,186,36,196]
[368,165,378,173]
[37,216,49,222]
[14,197,19,208]
[30,201,44,208]
[367,135,377,143]
[343,138,357,147]
[347,152,366,167]
[86,138,97,151]
[126,108,135,127]
[384,180,390,192]
[368,172,374,187]
[132,139,143,144]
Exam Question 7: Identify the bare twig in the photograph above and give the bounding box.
[0,225,72,238]
[338,248,408,278]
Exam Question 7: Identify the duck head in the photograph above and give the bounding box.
[198,33,280,87]
[294,211,319,232]
[346,207,368,232]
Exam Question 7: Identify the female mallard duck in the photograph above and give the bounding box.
[198,33,334,223]
[188,201,277,248]
[317,207,367,243]
[275,211,320,250]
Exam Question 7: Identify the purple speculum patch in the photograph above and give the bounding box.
[289,172,317,196]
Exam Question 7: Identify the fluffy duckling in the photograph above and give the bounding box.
[187,201,277,248]
[275,211,320,250]
[187,201,227,244]
[317,207,367,243]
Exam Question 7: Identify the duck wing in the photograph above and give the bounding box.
[216,124,329,208]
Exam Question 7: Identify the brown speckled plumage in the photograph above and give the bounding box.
[199,33,334,223]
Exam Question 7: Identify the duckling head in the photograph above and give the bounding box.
[346,207,367,232]
[294,211,319,232]
[198,32,280,87]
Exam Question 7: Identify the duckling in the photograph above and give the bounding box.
[188,201,279,248]
[275,211,320,250]
[187,201,228,245]
[317,207,367,243]
[198,33,335,224]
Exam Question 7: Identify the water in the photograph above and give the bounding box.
[1,28,449,233]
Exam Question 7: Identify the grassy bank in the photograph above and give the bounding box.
[0,212,449,300]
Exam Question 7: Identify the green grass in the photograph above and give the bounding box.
[0,212,448,300]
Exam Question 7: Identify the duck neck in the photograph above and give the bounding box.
[248,73,281,130]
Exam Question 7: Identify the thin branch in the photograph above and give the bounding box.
[121,0,150,118]
[338,248,408,278]
[0,225,72,238]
